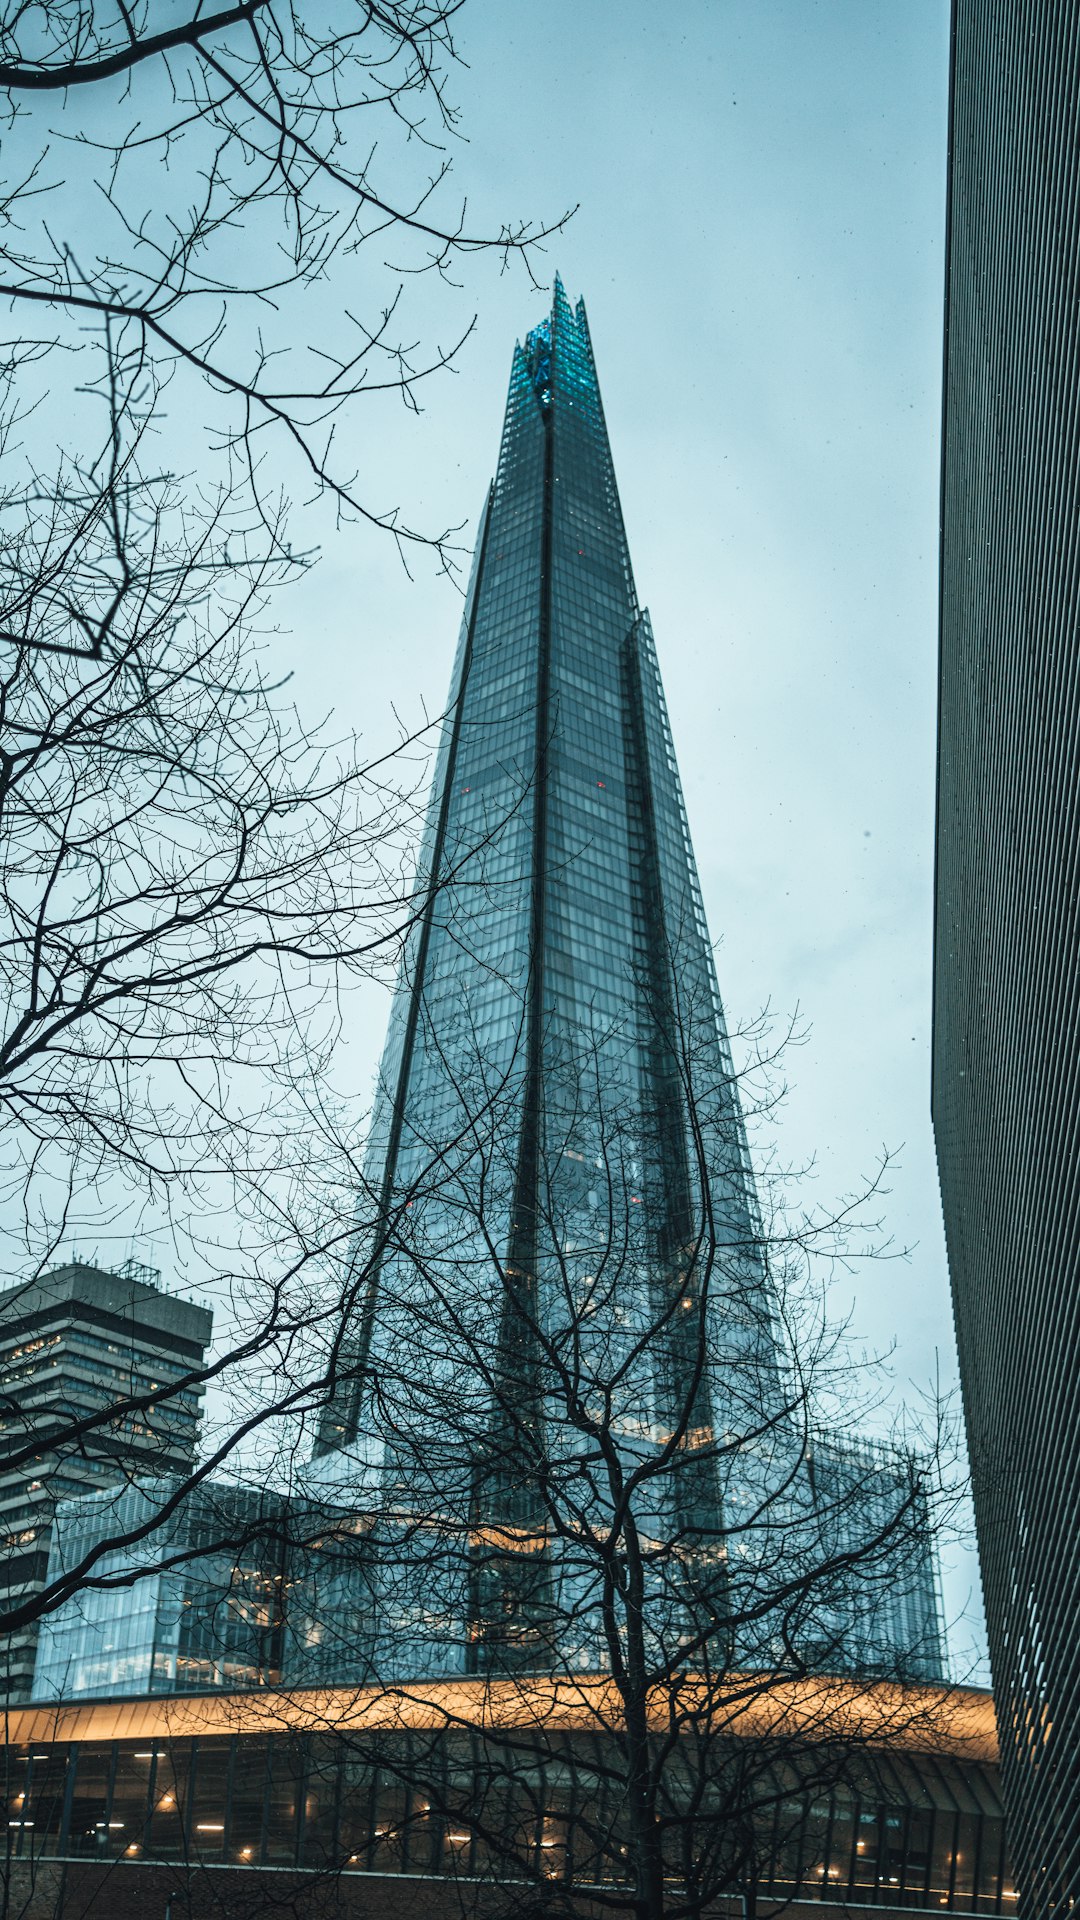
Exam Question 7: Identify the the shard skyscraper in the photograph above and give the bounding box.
[306,282,943,1686]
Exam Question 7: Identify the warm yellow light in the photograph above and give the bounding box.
[1,1674,999,1765]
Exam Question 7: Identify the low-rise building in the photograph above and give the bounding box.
[1,1677,1012,1918]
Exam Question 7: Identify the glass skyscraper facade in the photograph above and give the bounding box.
[310,283,943,1687]
[32,1480,287,1700]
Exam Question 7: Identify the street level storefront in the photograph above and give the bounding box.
[2,1678,1011,1917]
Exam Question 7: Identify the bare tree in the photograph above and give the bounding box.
[0,0,564,1663]
[0,56,960,1896]
[0,0,568,600]
[256,1003,960,1920]
[0,972,975,1920]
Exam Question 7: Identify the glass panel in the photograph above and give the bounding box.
[951,1812,979,1908]
[1000,1841,1018,1913]
[228,1737,269,1866]
[189,1740,230,1862]
[535,1757,572,1887]
[109,1747,154,1860]
[3,1750,32,1858]
[336,1749,376,1870]
[398,1736,445,1875]
[401,1780,439,1874]
[976,1818,1006,1914]
[771,1797,807,1901]
[825,1792,857,1899]
[146,1743,191,1860]
[902,1806,934,1905]
[506,1763,547,1881]
[851,1807,882,1893]
[24,1748,70,1859]
[370,1766,409,1874]
[538,1809,568,1886]
[66,1747,113,1858]
[263,1738,301,1865]
[801,1795,832,1895]
[301,1736,339,1869]
[440,1733,480,1877]
[937,1759,982,1815]
[929,1811,958,1909]
[880,1806,908,1897]
[474,1752,542,1882]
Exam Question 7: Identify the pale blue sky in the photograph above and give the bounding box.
[14,2,977,1665]
[280,0,980,1665]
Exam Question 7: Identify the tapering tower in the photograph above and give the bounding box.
[308,284,941,1685]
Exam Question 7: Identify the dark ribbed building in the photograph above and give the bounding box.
[934,7,1080,1916]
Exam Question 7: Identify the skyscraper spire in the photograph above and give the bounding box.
[316,282,763,1455]
[308,286,942,1686]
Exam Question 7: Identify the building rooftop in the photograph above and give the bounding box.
[0,1260,212,1352]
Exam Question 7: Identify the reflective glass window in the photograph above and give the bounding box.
[66,1746,113,1858]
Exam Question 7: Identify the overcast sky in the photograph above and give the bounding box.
[272,0,972,1651]
[95,0,1003,1672]
[24,2,970,1666]
[272,0,981,1667]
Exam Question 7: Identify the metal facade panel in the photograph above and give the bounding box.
[935,3,1080,1912]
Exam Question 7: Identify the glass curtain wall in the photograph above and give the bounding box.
[306,283,943,1688]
